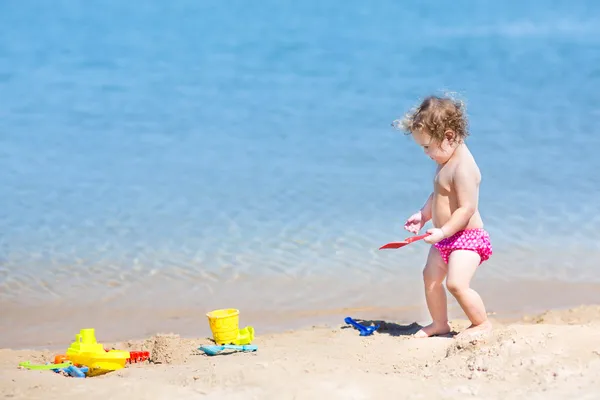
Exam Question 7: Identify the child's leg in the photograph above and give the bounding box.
[414,246,451,338]
[445,250,491,337]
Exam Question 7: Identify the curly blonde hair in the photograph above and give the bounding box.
[394,95,468,144]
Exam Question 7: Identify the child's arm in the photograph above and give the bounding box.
[420,193,433,222]
[404,193,433,234]
[439,166,478,237]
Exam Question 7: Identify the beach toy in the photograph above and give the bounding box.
[232,326,255,345]
[379,233,431,250]
[198,344,258,356]
[206,309,240,345]
[68,350,130,375]
[54,355,68,364]
[66,365,89,378]
[19,361,72,370]
[66,329,129,375]
[344,317,380,336]
[53,365,89,378]
[127,351,150,364]
[66,329,104,355]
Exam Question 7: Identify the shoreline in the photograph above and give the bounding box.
[2,304,600,399]
[3,277,600,350]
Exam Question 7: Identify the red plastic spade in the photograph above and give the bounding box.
[379,233,431,250]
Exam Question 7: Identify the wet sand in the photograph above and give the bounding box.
[2,277,600,349]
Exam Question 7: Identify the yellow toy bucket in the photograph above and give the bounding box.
[206,308,240,344]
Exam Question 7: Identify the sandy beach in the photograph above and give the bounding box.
[2,305,600,399]
[2,1,600,399]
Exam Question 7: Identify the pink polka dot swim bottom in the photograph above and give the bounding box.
[434,228,492,264]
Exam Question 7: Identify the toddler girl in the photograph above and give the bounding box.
[395,95,493,338]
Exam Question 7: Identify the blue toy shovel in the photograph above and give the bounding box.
[344,317,380,336]
[198,344,258,356]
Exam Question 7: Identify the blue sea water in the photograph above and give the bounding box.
[1,0,600,339]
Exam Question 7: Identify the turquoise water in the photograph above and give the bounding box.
[1,1,600,331]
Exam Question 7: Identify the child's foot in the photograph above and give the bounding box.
[413,322,451,338]
[456,320,492,339]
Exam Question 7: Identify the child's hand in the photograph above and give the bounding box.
[423,228,446,244]
[404,211,425,234]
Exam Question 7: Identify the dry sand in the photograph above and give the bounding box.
[2,305,600,399]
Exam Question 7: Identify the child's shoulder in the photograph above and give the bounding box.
[453,146,481,181]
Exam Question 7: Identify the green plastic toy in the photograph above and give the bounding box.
[19,361,72,370]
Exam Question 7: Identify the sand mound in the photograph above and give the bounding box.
[105,333,205,365]
[434,323,600,392]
